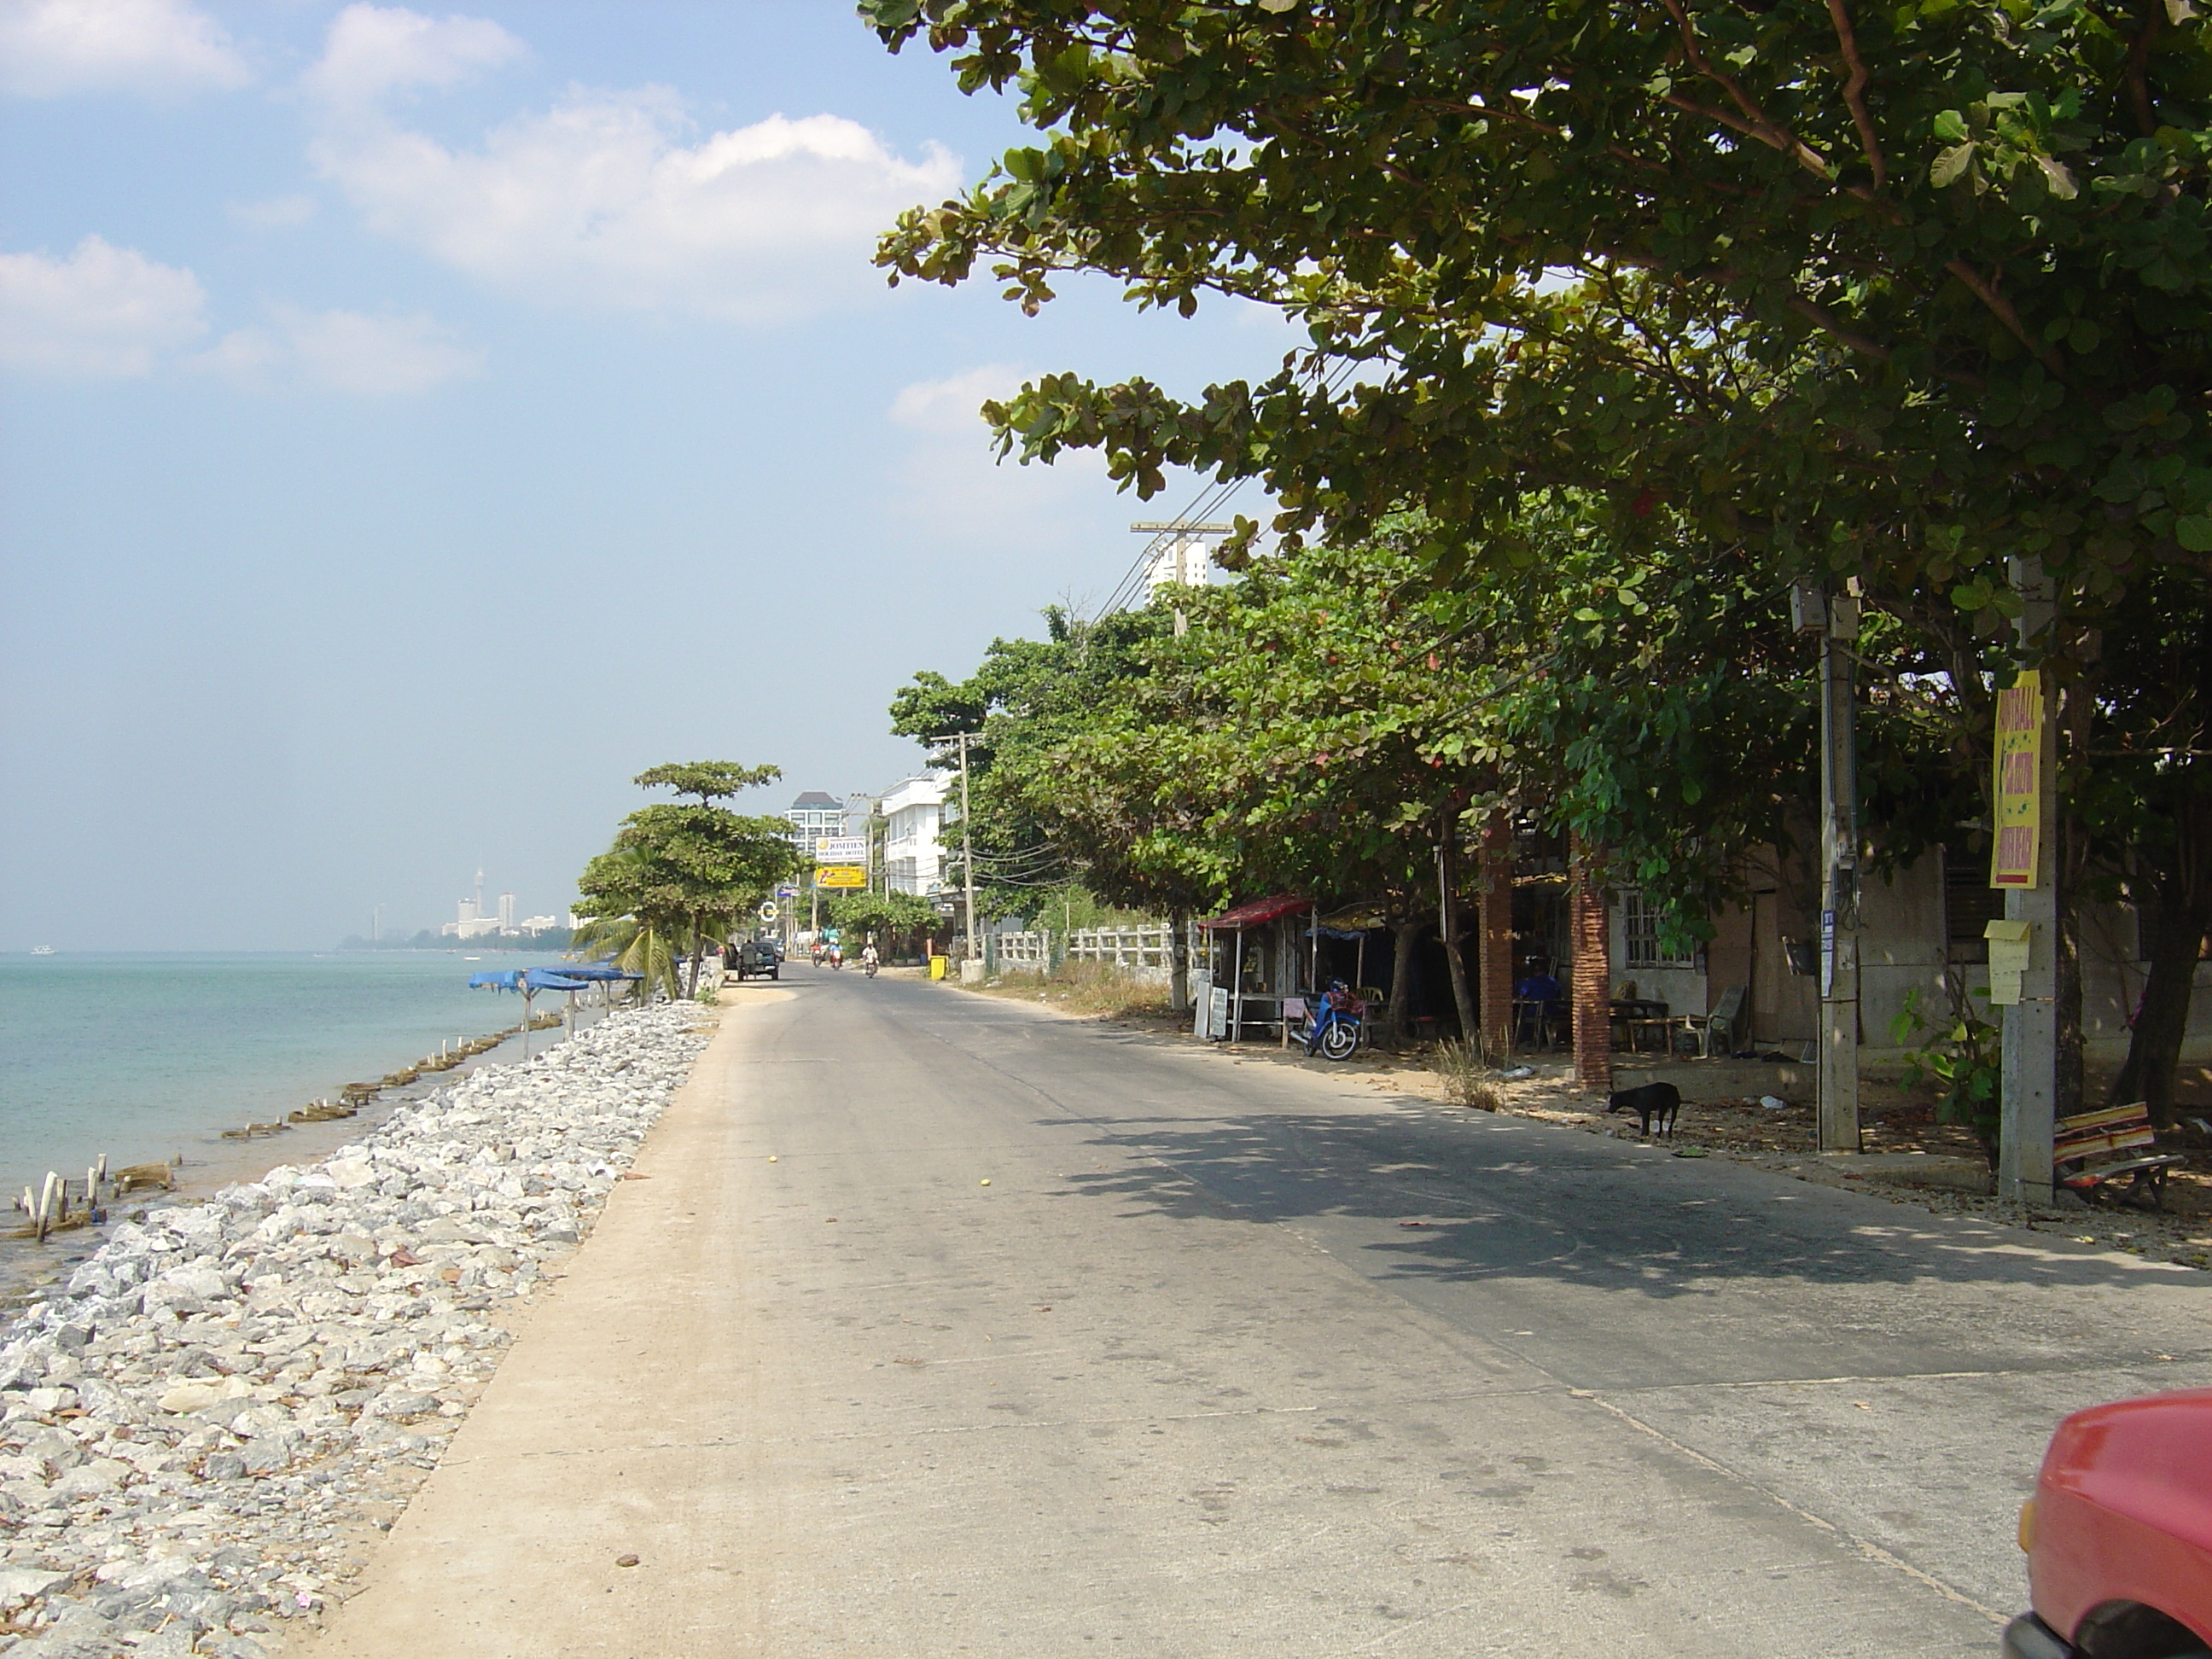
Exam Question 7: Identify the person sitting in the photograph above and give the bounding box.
[1514,965,1566,1047]
[1515,967,1563,1004]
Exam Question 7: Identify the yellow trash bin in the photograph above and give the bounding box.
[928,955,946,981]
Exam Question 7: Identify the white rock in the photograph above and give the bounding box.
[155,1376,253,1415]
[0,1566,69,1601]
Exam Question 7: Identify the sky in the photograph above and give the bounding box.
[0,0,1293,951]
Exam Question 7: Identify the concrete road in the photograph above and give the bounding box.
[301,969,2212,1658]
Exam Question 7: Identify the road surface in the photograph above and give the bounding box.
[301,967,2212,1657]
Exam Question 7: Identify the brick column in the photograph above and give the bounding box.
[1570,837,1612,1093]
[1477,809,1514,1059]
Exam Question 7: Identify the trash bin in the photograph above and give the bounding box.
[928,955,946,981]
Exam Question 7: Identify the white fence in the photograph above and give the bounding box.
[987,925,1176,982]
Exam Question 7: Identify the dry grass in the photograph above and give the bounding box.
[1429,1040,1505,1111]
[969,962,1174,1020]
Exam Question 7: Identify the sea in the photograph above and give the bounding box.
[0,951,558,1202]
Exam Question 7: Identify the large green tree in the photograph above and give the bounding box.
[866,0,2212,623]
[573,761,801,998]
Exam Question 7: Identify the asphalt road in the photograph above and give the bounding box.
[304,966,2212,1658]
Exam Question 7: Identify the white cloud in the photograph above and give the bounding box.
[889,364,1027,435]
[0,0,249,97]
[888,364,1108,541]
[228,194,319,230]
[301,7,961,322]
[300,3,521,108]
[0,235,207,377]
[201,305,483,394]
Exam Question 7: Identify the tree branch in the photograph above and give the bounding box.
[2124,3,2163,137]
[1787,294,1892,359]
[1825,0,1887,189]
[1658,0,1837,181]
[1943,259,2069,379]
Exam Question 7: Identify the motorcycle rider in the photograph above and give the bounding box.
[861,942,880,977]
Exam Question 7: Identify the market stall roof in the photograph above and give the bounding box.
[1198,895,1311,931]
[550,963,638,981]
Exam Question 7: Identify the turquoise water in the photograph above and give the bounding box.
[0,952,558,1196]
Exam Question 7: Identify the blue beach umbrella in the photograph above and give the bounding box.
[470,967,593,1058]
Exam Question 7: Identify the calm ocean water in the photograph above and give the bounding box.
[0,952,559,1198]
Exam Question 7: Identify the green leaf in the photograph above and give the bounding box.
[2175,515,2212,552]
[1931,109,1970,143]
[1930,143,1975,188]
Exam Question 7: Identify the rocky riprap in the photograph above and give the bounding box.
[0,1003,711,1657]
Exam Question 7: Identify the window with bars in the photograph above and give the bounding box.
[1622,891,1697,969]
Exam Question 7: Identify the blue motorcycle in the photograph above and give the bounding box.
[1301,981,1366,1060]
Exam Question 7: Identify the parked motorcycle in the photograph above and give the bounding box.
[1301,981,1365,1060]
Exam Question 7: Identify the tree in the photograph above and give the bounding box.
[866,1,2212,625]
[2080,573,2212,1121]
[572,760,802,998]
[827,890,946,959]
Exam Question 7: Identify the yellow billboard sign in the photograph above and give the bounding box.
[1990,670,2043,889]
[815,865,865,889]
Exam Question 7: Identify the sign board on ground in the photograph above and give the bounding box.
[816,865,865,889]
[814,836,867,864]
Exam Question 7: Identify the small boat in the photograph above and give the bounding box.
[29,946,55,956]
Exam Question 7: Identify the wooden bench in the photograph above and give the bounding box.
[2054,1102,2187,1211]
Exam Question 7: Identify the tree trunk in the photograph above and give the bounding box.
[2111,896,2211,1126]
[1169,910,1191,1012]
[684,913,704,999]
[1439,830,1479,1045]
[1477,810,1515,1061]
[1385,919,1426,1046]
[1570,836,1613,1094]
[2110,796,2212,1126]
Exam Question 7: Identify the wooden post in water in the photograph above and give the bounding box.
[35,1173,59,1243]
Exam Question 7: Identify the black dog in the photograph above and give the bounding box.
[1608,1081,1681,1139]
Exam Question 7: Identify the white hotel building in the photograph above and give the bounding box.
[877,772,950,897]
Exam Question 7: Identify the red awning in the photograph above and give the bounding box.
[1198,895,1312,931]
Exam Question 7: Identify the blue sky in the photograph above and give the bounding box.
[0,1,1289,950]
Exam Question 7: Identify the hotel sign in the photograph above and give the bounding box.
[814,835,866,864]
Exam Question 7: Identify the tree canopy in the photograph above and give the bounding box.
[866,0,2212,642]
[573,760,802,997]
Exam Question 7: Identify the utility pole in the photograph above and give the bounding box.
[1796,579,1861,1153]
[1129,521,1233,627]
[1997,557,2059,1206]
[958,732,976,969]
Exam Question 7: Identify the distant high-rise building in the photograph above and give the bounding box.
[498,892,515,931]
[784,790,848,850]
[457,898,479,923]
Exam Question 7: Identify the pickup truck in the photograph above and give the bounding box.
[2005,1388,2212,1658]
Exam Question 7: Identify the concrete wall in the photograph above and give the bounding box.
[1605,853,2212,1073]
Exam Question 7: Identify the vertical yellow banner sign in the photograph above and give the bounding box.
[1990,670,2043,888]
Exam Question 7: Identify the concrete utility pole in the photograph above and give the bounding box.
[1998,557,2059,1207]
[1796,579,1862,1153]
[958,732,977,966]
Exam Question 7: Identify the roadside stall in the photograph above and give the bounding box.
[1195,896,1311,1042]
